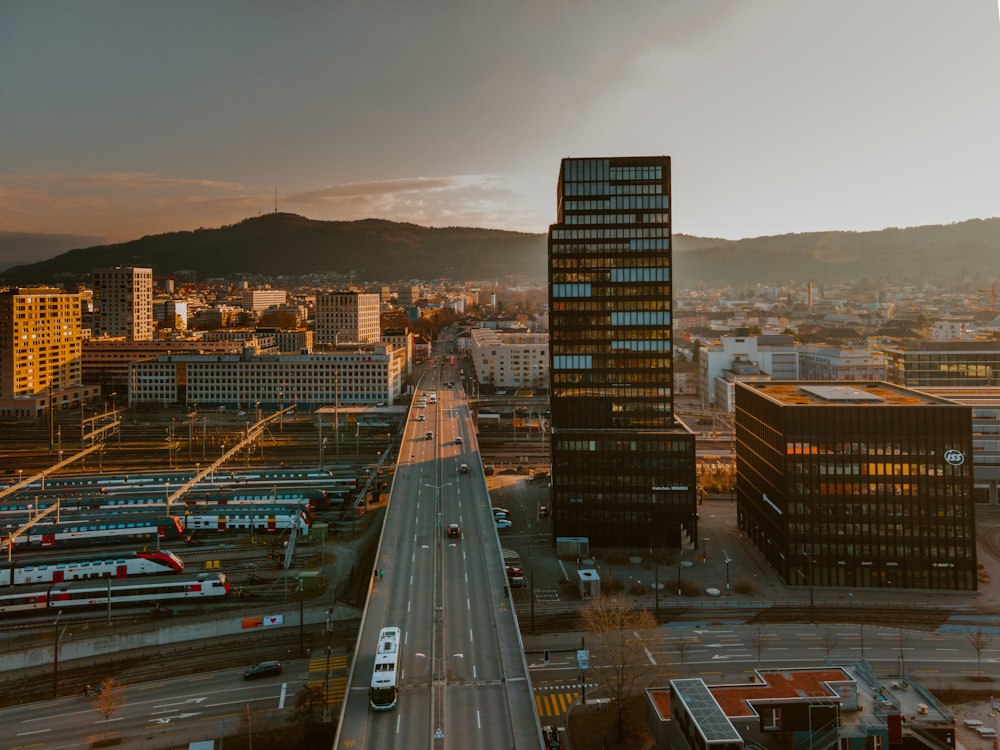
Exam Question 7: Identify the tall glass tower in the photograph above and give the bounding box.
[547,156,697,548]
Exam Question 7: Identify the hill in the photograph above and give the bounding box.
[0,214,548,285]
[1,214,998,287]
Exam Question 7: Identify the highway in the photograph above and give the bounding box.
[334,362,540,748]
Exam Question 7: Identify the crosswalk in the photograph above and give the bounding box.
[307,654,348,706]
[534,687,582,718]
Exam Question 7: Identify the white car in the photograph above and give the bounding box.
[495,519,512,530]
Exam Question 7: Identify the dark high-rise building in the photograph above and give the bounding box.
[735,381,977,591]
[547,156,696,548]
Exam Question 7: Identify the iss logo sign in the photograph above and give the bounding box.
[944,449,965,466]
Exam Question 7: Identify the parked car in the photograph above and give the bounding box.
[495,519,512,530]
[244,661,282,679]
[492,507,510,517]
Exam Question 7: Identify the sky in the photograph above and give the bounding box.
[1,1,999,246]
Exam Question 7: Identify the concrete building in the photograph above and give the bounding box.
[647,666,953,750]
[470,328,548,392]
[128,345,404,409]
[735,381,976,591]
[798,345,886,381]
[240,288,287,313]
[92,266,154,341]
[699,335,799,408]
[547,155,696,548]
[315,291,381,345]
[884,339,1000,388]
[0,287,99,417]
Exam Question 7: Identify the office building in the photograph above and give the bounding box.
[735,381,976,591]
[241,288,287,313]
[884,339,1000,388]
[547,156,696,548]
[92,266,154,340]
[698,335,799,409]
[0,287,99,416]
[128,344,404,408]
[315,291,381,344]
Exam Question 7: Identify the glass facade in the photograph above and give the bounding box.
[735,381,977,591]
[548,156,696,547]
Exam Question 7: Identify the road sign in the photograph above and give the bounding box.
[577,649,589,670]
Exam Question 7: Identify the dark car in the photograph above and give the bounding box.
[244,660,282,679]
[447,523,462,538]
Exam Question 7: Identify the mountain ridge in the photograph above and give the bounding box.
[1,213,997,286]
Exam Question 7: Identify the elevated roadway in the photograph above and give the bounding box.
[334,362,541,748]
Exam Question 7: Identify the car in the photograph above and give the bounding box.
[492,507,510,516]
[447,523,461,538]
[505,565,523,578]
[493,511,509,521]
[425,431,434,440]
[417,414,426,421]
[460,463,469,474]
[455,436,462,445]
[244,661,282,679]
[538,505,549,518]
[495,519,512,530]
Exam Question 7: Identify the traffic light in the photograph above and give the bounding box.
[544,649,550,665]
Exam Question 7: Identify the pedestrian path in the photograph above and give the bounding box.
[533,682,594,718]
[307,654,348,706]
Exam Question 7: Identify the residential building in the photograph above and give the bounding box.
[0,287,99,417]
[470,328,548,392]
[92,266,154,340]
[547,155,696,548]
[315,291,381,344]
[735,381,976,591]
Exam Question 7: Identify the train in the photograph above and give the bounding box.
[0,550,184,587]
[1,503,312,550]
[0,489,333,514]
[0,515,186,551]
[0,572,230,614]
[180,504,313,533]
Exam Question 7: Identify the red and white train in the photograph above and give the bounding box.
[0,550,184,587]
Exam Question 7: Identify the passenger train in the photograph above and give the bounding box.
[1,515,185,551]
[0,572,230,614]
[0,550,184,587]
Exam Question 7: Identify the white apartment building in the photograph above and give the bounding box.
[128,345,404,408]
[92,266,154,341]
[241,289,287,313]
[315,291,381,344]
[470,328,548,391]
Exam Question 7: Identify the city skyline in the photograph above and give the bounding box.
[2,1,998,248]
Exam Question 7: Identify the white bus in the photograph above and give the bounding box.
[369,626,401,711]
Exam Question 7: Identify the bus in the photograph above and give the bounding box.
[369,626,400,711]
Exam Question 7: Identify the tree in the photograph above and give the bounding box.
[967,628,993,679]
[293,683,330,748]
[577,593,658,740]
[92,676,127,742]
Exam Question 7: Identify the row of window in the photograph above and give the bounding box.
[562,182,665,197]
[562,213,669,225]
[551,227,669,240]
[562,159,665,181]
[564,195,669,211]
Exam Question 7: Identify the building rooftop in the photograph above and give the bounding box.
[744,381,957,407]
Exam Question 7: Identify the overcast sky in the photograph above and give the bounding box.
[1,1,998,244]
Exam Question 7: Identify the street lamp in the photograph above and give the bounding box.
[702,537,710,563]
[724,550,732,592]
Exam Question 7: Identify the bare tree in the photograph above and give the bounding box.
[967,628,994,679]
[820,628,838,659]
[674,633,692,665]
[752,625,768,664]
[92,676,127,741]
[293,683,330,748]
[577,593,658,740]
